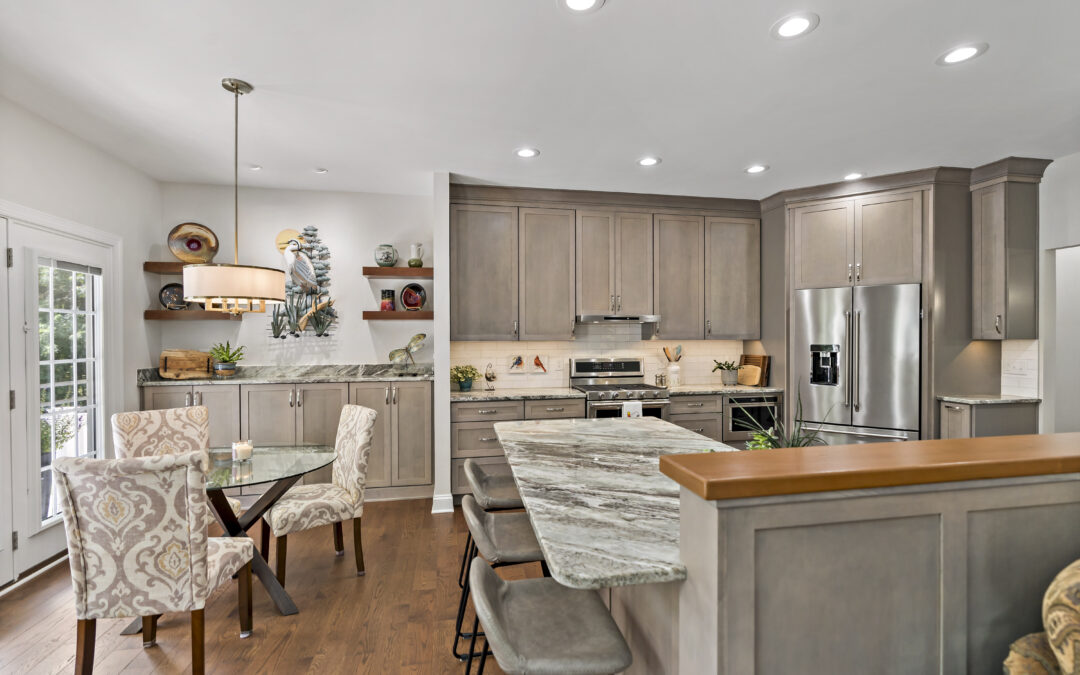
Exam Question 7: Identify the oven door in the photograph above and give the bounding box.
[588,400,669,420]
[723,396,782,442]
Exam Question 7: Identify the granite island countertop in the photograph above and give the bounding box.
[139,364,434,387]
[494,417,738,590]
[936,393,1042,405]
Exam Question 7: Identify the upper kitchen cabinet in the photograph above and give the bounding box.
[854,191,922,285]
[450,205,519,340]
[791,200,854,289]
[519,208,575,340]
[654,214,705,339]
[970,158,1051,339]
[705,218,760,339]
[576,211,654,317]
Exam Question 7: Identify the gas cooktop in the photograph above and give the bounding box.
[572,383,669,401]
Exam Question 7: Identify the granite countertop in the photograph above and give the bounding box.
[450,387,584,402]
[139,364,434,387]
[668,384,784,396]
[494,417,738,590]
[936,394,1042,405]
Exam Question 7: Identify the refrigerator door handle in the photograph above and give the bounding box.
[818,428,909,441]
[844,310,852,408]
[853,310,861,412]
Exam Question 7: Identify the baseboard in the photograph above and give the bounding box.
[431,493,455,514]
[366,484,434,502]
[0,553,68,598]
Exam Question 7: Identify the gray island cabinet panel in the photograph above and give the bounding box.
[576,210,616,316]
[791,200,854,289]
[653,214,704,339]
[518,207,576,340]
[853,190,923,285]
[705,217,760,339]
[450,204,519,340]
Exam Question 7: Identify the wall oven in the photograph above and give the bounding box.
[722,394,783,443]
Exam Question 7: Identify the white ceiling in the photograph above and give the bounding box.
[1,0,1078,198]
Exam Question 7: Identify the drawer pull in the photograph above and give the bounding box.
[478,437,498,442]
[545,407,565,412]
[691,428,704,433]
[685,402,705,408]
[477,409,498,415]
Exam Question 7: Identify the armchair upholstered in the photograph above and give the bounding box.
[53,452,253,675]
[111,406,242,517]
[1003,559,1080,674]
[262,404,376,584]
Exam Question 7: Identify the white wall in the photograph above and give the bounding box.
[159,183,434,365]
[0,96,162,411]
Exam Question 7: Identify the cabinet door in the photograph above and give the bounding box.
[519,208,576,340]
[791,200,854,289]
[142,386,191,411]
[939,403,971,439]
[349,383,393,488]
[391,382,433,486]
[615,212,654,316]
[854,191,923,285]
[192,385,240,449]
[297,383,349,484]
[239,384,296,446]
[576,211,615,316]
[972,183,1006,339]
[705,218,760,339]
[669,414,722,441]
[653,214,705,339]
[450,205,519,340]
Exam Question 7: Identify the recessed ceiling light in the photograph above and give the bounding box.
[314,168,328,174]
[745,164,769,174]
[936,42,988,65]
[515,147,540,159]
[770,13,820,39]
[249,164,262,171]
[638,156,661,167]
[844,172,863,181]
[560,0,605,13]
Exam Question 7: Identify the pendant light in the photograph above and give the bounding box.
[183,78,285,314]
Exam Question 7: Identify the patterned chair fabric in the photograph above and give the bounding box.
[1005,633,1062,674]
[1044,559,1080,673]
[53,452,253,621]
[111,406,242,517]
[264,405,376,537]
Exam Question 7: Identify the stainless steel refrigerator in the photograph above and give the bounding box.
[792,283,921,444]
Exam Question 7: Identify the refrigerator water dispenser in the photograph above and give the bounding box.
[810,344,840,386]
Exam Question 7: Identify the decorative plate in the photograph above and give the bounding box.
[159,283,187,310]
[406,333,427,353]
[400,283,426,311]
[168,222,219,263]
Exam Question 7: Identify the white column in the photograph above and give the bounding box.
[431,172,453,513]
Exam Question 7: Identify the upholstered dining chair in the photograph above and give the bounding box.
[111,406,243,517]
[261,404,376,586]
[53,452,254,675]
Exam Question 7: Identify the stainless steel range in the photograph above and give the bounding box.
[570,357,670,419]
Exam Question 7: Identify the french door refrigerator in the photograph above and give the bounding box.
[792,283,921,444]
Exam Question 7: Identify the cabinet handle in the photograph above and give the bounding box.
[545,407,565,412]
[289,389,294,408]
[945,405,964,412]
[706,320,712,336]
[195,391,202,406]
[610,295,615,312]
[686,402,705,408]
[392,387,398,404]
[478,437,497,442]
[691,428,704,433]
[848,263,853,283]
[297,389,303,407]
[185,392,193,407]
[477,409,498,415]
[385,387,390,404]
[512,319,518,337]
[995,314,1002,335]
[616,295,621,312]
[571,319,575,337]
[855,263,862,282]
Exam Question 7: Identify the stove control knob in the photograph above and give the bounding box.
[611,391,621,400]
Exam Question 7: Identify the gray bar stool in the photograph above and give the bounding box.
[453,494,546,661]
[465,558,633,674]
[457,459,524,589]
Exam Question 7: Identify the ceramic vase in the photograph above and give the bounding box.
[374,244,398,267]
[408,243,424,268]
[666,363,681,388]
[459,378,473,392]
[721,369,738,385]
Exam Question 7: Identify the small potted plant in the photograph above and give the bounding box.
[712,360,739,386]
[451,365,481,392]
[209,341,245,378]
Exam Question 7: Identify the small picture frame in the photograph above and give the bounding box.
[508,355,525,373]
[531,355,549,373]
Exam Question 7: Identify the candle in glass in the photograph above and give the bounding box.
[232,440,253,462]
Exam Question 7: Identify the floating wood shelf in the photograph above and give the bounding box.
[143,261,188,274]
[362,311,433,321]
[144,310,241,321]
[362,267,433,278]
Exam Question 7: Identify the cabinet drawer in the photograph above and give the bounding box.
[451,422,504,459]
[451,401,524,422]
[939,402,972,439]
[451,456,510,495]
[669,396,722,415]
[669,413,723,441]
[524,398,586,419]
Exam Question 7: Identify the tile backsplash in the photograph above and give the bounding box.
[1001,339,1040,398]
[450,323,744,388]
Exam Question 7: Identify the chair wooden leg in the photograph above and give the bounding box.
[75,618,96,675]
[353,517,365,576]
[260,520,270,562]
[190,609,205,675]
[275,535,287,587]
[238,561,253,638]
[333,521,344,556]
[141,615,159,647]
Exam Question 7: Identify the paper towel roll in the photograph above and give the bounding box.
[622,401,643,418]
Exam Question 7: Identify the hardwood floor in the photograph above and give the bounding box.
[0,499,538,674]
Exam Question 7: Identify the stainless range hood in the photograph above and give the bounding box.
[575,314,660,324]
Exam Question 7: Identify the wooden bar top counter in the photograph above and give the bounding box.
[659,432,1080,501]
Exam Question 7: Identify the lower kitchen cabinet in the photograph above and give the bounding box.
[669,413,723,442]
[142,384,240,449]
[938,400,1038,439]
[349,381,433,489]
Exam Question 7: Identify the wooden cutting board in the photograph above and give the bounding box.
[159,350,213,380]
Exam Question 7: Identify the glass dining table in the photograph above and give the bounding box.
[121,445,335,635]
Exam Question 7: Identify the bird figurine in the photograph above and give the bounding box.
[283,239,318,293]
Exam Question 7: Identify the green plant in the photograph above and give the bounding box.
[309,304,335,336]
[209,341,245,364]
[735,387,828,449]
[270,306,287,339]
[712,360,738,372]
[450,365,481,383]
